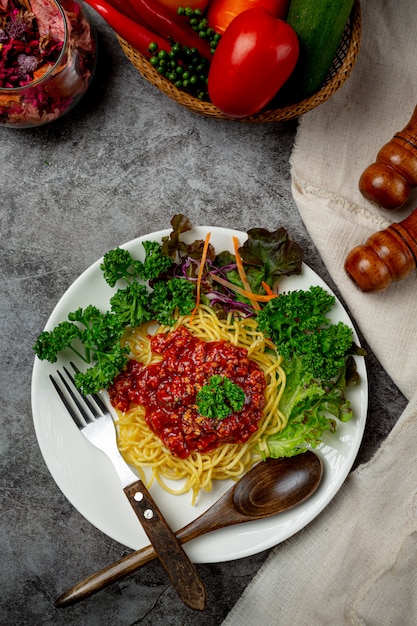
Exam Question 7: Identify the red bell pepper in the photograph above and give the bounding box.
[85,0,170,54]
[208,7,299,118]
[207,0,290,35]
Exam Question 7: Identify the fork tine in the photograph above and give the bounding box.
[49,373,86,429]
[58,368,95,424]
[61,365,100,419]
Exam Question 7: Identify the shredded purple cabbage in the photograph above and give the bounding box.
[174,256,255,317]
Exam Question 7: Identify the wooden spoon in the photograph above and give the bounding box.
[55,452,323,608]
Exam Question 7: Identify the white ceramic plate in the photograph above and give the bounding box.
[31,226,368,562]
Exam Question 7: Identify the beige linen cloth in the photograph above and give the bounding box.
[223,1,417,624]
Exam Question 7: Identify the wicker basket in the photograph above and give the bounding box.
[117,0,362,122]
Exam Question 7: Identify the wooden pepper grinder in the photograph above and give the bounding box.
[344,207,417,291]
[359,105,417,210]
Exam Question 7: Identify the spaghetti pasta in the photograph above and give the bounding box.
[114,305,287,504]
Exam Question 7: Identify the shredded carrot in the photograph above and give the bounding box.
[211,273,277,302]
[261,281,275,296]
[232,236,260,311]
[189,231,211,324]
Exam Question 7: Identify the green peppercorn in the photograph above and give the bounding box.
[148,20,219,102]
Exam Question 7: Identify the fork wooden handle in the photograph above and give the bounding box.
[123,480,207,611]
[54,485,206,609]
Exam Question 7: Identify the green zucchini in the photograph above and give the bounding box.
[287,0,355,98]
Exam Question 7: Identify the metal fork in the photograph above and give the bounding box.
[50,363,206,611]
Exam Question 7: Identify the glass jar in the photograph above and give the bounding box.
[0,0,97,128]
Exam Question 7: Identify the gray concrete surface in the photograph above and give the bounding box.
[0,11,407,626]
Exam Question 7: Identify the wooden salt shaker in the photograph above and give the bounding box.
[344,207,417,291]
[359,105,417,210]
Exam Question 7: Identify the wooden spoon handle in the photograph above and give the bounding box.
[54,544,157,608]
[344,207,417,291]
[54,493,237,608]
[359,105,417,210]
[54,455,322,608]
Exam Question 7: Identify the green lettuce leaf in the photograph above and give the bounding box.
[239,226,304,292]
[266,355,355,458]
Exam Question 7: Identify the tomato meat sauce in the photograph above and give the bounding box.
[109,327,266,459]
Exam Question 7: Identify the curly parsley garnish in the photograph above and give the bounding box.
[33,241,195,394]
[196,375,245,420]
